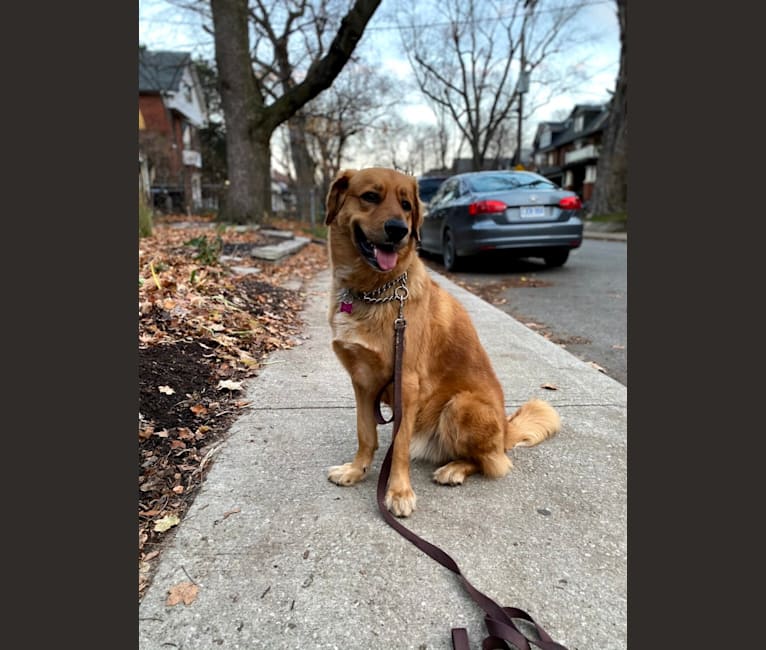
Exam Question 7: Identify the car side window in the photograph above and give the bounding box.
[431,181,451,207]
[440,180,458,203]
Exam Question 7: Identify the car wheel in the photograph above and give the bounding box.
[442,229,460,271]
[543,249,569,268]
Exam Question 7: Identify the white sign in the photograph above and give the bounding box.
[182,150,202,168]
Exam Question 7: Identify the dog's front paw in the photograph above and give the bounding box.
[384,487,417,517]
[328,463,366,486]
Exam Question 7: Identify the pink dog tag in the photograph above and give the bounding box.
[340,301,353,314]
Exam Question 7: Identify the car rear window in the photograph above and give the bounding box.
[466,173,557,193]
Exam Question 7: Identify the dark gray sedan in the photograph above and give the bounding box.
[418,170,584,270]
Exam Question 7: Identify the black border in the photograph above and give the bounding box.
[7,2,138,648]
[627,2,756,645]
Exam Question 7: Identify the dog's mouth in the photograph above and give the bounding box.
[353,223,402,272]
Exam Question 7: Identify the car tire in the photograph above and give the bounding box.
[543,249,569,268]
[442,229,460,271]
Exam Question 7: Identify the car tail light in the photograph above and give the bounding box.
[559,196,582,210]
[468,200,507,216]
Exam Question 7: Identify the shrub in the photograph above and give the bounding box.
[139,192,153,238]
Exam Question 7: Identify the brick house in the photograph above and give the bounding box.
[531,103,609,204]
[139,48,207,212]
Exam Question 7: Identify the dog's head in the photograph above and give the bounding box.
[325,167,422,274]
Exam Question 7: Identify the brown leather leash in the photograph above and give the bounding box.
[373,300,569,650]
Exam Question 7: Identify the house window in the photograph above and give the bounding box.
[547,152,556,166]
[540,130,551,147]
[585,165,597,183]
[574,115,584,132]
[183,123,192,148]
[564,170,574,188]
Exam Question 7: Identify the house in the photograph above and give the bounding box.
[139,48,208,213]
[531,103,609,203]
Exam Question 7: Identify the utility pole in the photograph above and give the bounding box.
[515,0,535,168]
[516,73,526,167]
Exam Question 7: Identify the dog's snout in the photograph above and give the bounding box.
[384,219,409,243]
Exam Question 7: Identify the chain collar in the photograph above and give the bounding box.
[339,272,408,314]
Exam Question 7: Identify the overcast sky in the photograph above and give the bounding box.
[139,0,620,136]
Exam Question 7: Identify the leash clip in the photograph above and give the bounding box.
[394,285,408,326]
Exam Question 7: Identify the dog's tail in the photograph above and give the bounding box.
[505,399,561,449]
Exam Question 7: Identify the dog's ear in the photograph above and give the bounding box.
[325,169,356,225]
[411,176,423,242]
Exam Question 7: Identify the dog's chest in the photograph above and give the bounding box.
[331,311,393,384]
[331,310,386,354]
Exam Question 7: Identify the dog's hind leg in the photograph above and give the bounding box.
[432,392,512,485]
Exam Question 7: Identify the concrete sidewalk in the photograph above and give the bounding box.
[139,269,627,650]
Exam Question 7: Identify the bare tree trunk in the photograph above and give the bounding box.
[589,0,627,217]
[288,112,317,222]
[211,0,382,224]
[211,0,265,223]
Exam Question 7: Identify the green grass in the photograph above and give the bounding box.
[306,223,327,240]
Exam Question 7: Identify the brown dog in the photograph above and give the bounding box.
[325,167,560,517]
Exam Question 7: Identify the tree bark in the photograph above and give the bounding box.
[211,0,382,223]
[211,0,270,223]
[589,0,627,217]
[288,112,318,222]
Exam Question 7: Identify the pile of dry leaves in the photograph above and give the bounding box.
[138,215,328,600]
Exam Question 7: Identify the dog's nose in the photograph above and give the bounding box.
[384,219,409,243]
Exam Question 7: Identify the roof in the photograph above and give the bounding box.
[139,49,192,93]
[533,103,609,152]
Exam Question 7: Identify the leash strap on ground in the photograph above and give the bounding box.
[374,320,569,650]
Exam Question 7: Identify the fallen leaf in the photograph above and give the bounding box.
[589,361,607,373]
[190,404,208,416]
[235,400,252,408]
[143,550,160,561]
[158,385,175,395]
[217,379,244,391]
[153,429,169,438]
[166,581,199,606]
[177,427,195,440]
[153,514,180,532]
[540,383,558,391]
[611,344,625,350]
[139,425,154,440]
[172,485,184,494]
[222,507,241,520]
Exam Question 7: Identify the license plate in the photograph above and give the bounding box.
[520,206,546,218]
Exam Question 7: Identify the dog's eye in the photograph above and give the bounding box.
[360,191,381,204]
[401,200,412,211]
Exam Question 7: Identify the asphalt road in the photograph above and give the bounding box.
[421,238,627,385]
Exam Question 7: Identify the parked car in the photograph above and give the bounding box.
[418,169,583,270]
[417,174,450,205]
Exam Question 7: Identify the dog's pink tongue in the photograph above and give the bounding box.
[375,248,398,271]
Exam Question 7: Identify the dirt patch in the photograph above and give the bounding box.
[138,217,328,600]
